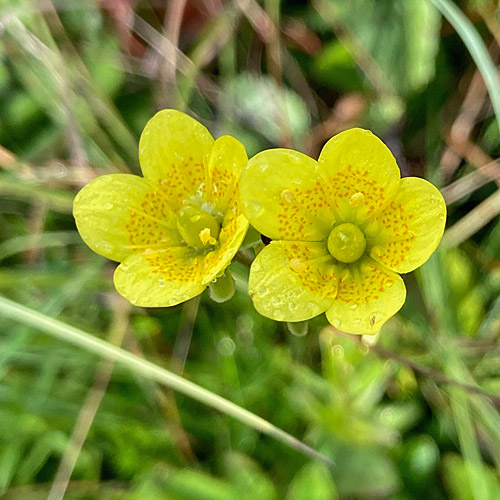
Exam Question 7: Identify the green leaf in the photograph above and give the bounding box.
[315,0,441,95]
[286,462,337,500]
[163,470,237,500]
[442,453,500,500]
[311,41,363,92]
[222,73,310,149]
[224,453,277,500]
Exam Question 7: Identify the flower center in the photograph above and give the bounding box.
[176,205,221,249]
[327,223,366,263]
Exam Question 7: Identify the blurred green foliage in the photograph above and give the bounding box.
[1,0,500,499]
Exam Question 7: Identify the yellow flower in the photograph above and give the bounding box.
[73,110,249,307]
[239,128,446,334]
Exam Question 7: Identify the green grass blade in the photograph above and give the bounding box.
[0,295,334,468]
[431,0,500,133]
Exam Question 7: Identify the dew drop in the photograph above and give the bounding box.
[287,321,308,337]
[243,200,264,219]
[289,258,306,273]
[218,337,236,357]
[167,298,177,306]
[353,318,361,325]
[103,202,114,210]
[120,263,130,271]
[305,302,318,315]
[256,285,268,296]
[288,302,296,311]
[280,189,294,203]
[386,279,394,288]
[331,318,342,328]
[271,296,282,306]
[158,277,165,288]
[96,240,113,254]
[349,192,364,207]
[273,309,285,321]
[349,303,358,310]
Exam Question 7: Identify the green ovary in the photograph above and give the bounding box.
[327,223,366,263]
[177,205,221,249]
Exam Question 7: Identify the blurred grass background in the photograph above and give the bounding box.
[1,0,500,498]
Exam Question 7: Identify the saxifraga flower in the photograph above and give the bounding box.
[74,109,248,307]
[239,128,446,334]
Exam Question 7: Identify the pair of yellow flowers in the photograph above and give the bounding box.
[74,110,446,335]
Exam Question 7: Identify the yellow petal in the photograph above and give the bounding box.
[248,240,337,322]
[239,149,334,241]
[368,177,446,273]
[205,135,248,213]
[139,109,214,210]
[318,128,400,223]
[203,213,248,282]
[73,174,180,262]
[326,258,406,335]
[114,248,206,307]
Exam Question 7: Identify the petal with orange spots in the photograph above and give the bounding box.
[326,258,406,335]
[114,247,206,307]
[205,135,248,213]
[139,109,214,210]
[73,174,181,262]
[368,177,446,273]
[203,213,248,282]
[248,240,338,322]
[318,128,400,224]
[239,149,334,241]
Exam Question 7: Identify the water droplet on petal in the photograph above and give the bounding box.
[353,318,361,324]
[273,309,285,321]
[304,302,318,315]
[349,303,358,310]
[167,298,177,306]
[289,258,306,273]
[349,192,364,207]
[243,200,264,219]
[281,189,294,203]
[158,277,165,288]
[103,202,114,210]
[272,296,282,306]
[256,285,268,296]
[331,318,342,328]
[96,240,113,254]
[288,302,296,311]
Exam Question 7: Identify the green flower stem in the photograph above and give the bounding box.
[431,0,500,133]
[0,295,334,468]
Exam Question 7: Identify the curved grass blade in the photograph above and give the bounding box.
[431,0,500,133]
[0,295,334,468]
